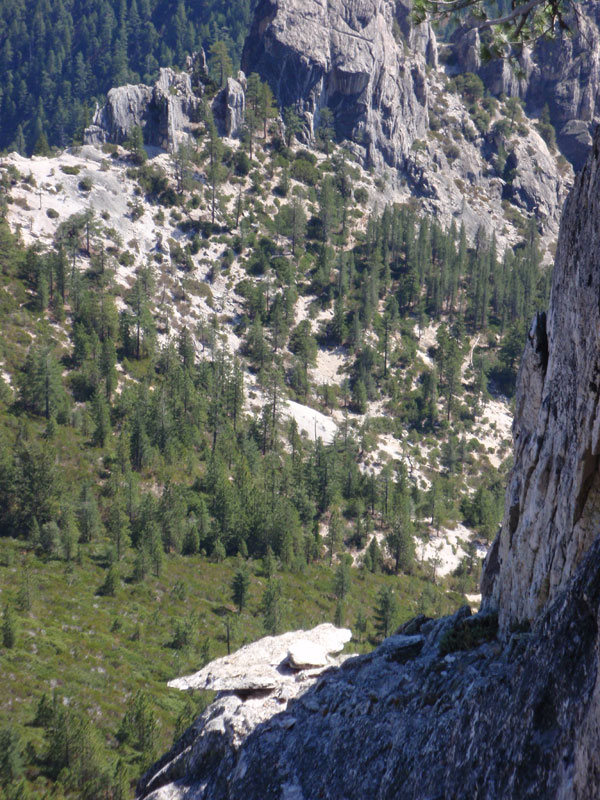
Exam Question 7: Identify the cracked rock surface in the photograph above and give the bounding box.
[137,548,600,800]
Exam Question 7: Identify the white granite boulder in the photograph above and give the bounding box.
[168,623,351,693]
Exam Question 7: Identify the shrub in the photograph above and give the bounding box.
[290,158,320,186]
[439,613,498,655]
[294,149,317,165]
[134,163,169,198]
[46,208,59,219]
[454,73,484,103]
[492,119,512,139]
[78,177,93,192]
[234,150,252,176]
[470,106,490,135]
[444,143,460,162]
[536,105,557,151]
[354,187,369,204]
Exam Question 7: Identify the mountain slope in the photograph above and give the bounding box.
[138,122,600,800]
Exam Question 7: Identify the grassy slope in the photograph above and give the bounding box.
[0,537,462,796]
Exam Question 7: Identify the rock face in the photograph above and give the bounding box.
[212,75,246,138]
[527,3,600,170]
[138,115,600,800]
[481,127,600,632]
[242,0,571,249]
[137,548,600,800]
[241,0,434,170]
[84,68,199,152]
[451,4,600,170]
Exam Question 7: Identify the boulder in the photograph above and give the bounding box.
[168,623,351,693]
[287,640,330,669]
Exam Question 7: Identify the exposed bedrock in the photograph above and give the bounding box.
[84,67,200,152]
[451,1,600,170]
[241,0,435,169]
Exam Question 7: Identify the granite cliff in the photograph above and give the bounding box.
[241,0,435,170]
[137,115,600,800]
[482,127,600,633]
[242,0,571,246]
[452,0,600,171]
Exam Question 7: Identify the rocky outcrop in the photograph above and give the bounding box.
[137,624,353,798]
[241,0,435,170]
[168,624,351,693]
[241,0,571,250]
[527,3,600,169]
[85,85,153,146]
[84,68,200,152]
[212,75,246,137]
[481,127,600,631]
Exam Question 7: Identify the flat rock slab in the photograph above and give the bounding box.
[288,640,329,669]
[168,624,351,693]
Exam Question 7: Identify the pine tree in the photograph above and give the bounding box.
[263,546,277,580]
[259,80,276,138]
[354,608,367,644]
[261,579,282,635]
[0,727,22,785]
[373,586,396,640]
[365,536,383,573]
[326,508,342,565]
[231,565,250,613]
[107,499,131,560]
[2,604,16,648]
[385,505,415,574]
[317,107,335,154]
[100,338,118,399]
[92,390,111,447]
[125,124,146,164]
[117,690,158,761]
[209,40,232,88]
[205,111,224,225]
[283,106,302,146]
[20,344,66,420]
[78,485,103,542]
[333,553,352,600]
[99,563,118,597]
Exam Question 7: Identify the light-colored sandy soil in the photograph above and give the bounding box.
[417,522,475,577]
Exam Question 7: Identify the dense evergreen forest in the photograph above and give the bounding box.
[0,0,254,153]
